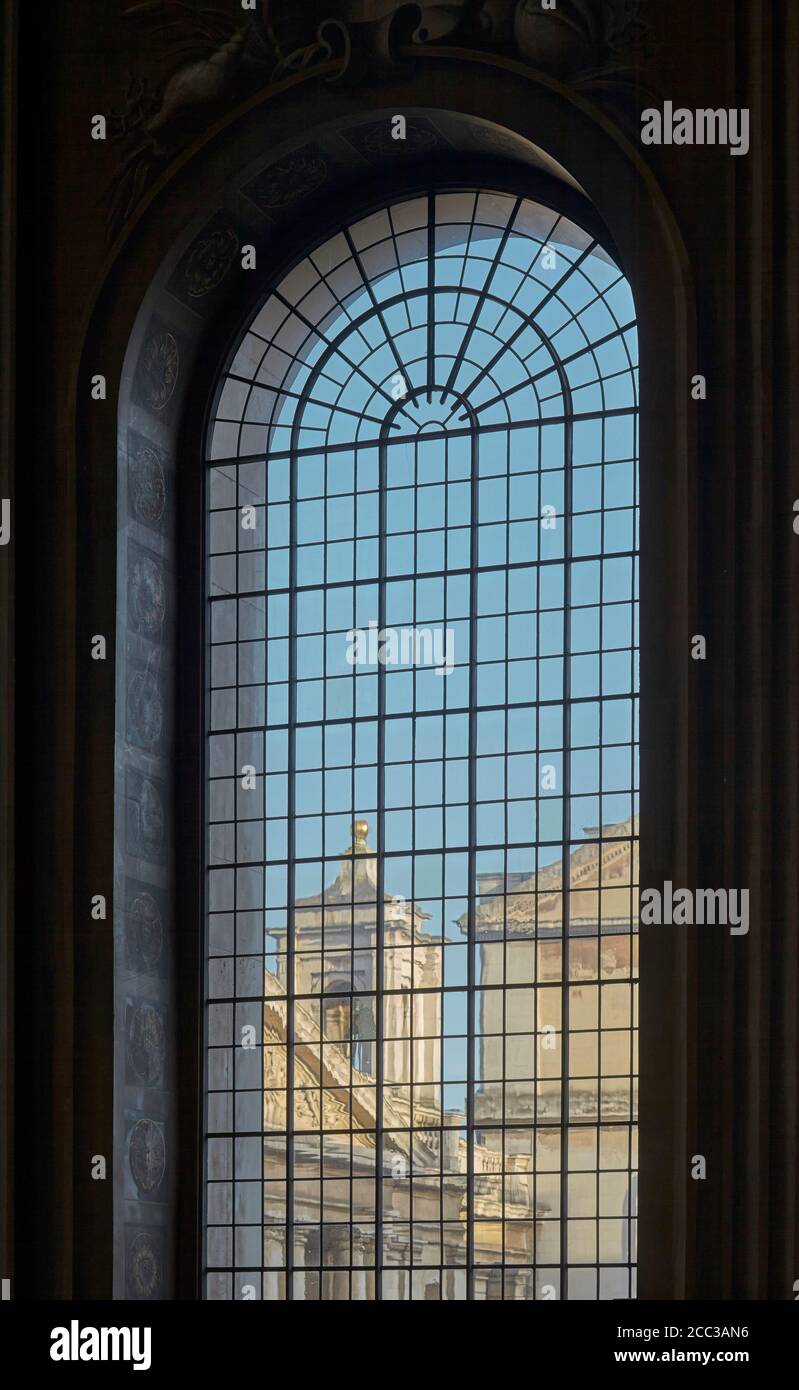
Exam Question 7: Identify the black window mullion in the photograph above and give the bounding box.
[466,403,480,1299]
[285,440,299,1299]
[208,401,637,470]
[442,197,522,403]
[375,416,390,1300]
[451,239,598,423]
[427,192,435,403]
[560,393,574,1304]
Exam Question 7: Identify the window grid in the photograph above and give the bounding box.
[204,187,639,1300]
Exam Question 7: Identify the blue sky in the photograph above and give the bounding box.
[208,197,639,915]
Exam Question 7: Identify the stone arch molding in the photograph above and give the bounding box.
[104,74,692,1298]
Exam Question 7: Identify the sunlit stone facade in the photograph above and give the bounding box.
[260,818,637,1299]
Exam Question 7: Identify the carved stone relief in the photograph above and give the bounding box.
[106,0,652,238]
[125,770,167,864]
[127,435,168,532]
[128,1116,168,1199]
[133,324,180,416]
[127,544,167,640]
[125,1227,165,1300]
[124,882,166,975]
[125,998,167,1088]
[242,146,331,216]
[126,660,165,753]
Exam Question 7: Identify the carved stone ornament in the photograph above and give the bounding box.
[332,1,468,68]
[184,225,239,296]
[126,1229,164,1300]
[137,329,179,412]
[128,441,166,527]
[127,889,165,973]
[129,1117,167,1195]
[127,1001,167,1087]
[106,0,651,237]
[127,666,164,750]
[128,549,167,637]
[510,0,650,80]
[514,0,597,74]
[126,773,166,864]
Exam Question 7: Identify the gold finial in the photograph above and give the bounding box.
[352,819,369,852]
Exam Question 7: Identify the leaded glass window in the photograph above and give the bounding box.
[204,187,639,1301]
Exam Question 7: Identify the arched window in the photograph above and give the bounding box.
[204,187,639,1301]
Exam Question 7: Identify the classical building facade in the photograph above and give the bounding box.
[256,817,637,1298]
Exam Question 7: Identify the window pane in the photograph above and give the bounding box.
[204,188,639,1300]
